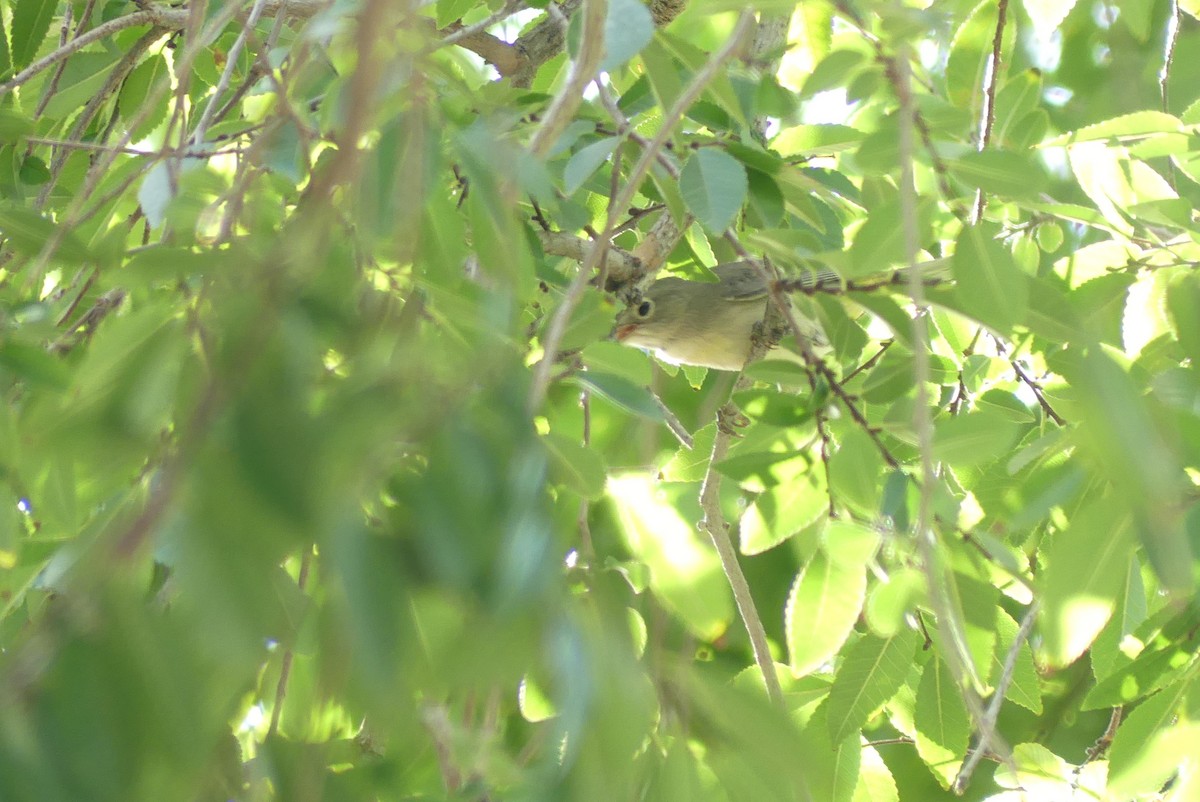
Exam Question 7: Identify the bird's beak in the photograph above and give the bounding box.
[611,323,637,342]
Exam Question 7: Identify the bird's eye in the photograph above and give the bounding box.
[637,300,653,317]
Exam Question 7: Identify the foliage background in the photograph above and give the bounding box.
[1,0,1200,799]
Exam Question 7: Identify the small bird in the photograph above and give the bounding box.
[611,262,831,370]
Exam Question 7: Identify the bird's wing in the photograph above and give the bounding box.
[713,263,770,301]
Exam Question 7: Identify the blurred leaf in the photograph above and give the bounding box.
[602,0,654,72]
[573,372,665,420]
[608,474,733,640]
[0,203,93,262]
[661,422,716,483]
[542,431,606,499]
[1107,682,1195,800]
[931,409,1021,468]
[564,137,619,195]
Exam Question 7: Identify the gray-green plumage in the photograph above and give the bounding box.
[612,263,807,370]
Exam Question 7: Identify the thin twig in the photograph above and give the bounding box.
[527,0,607,158]
[439,0,525,47]
[699,387,784,706]
[892,45,991,737]
[953,601,1038,794]
[971,0,1009,224]
[190,0,271,146]
[267,546,315,737]
[650,393,694,449]
[1011,359,1066,425]
[0,10,159,97]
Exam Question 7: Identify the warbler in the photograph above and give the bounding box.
[612,260,949,370]
[611,262,832,370]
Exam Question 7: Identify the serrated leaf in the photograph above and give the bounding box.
[992,609,1042,713]
[661,422,715,483]
[828,429,884,515]
[436,0,475,27]
[0,110,33,143]
[852,744,899,802]
[118,54,169,139]
[1107,680,1195,800]
[740,473,826,555]
[826,628,919,742]
[786,551,866,677]
[914,658,970,789]
[1043,110,1183,146]
[11,0,57,69]
[680,148,747,232]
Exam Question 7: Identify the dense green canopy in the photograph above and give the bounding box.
[1,0,1199,799]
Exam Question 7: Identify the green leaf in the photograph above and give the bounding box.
[0,341,71,389]
[117,54,169,139]
[1083,627,1200,708]
[680,148,747,232]
[608,474,734,640]
[1107,679,1194,799]
[946,150,1049,199]
[952,225,1028,335]
[1023,0,1078,37]
[541,432,606,499]
[564,137,620,195]
[826,628,919,742]
[0,204,93,263]
[39,51,121,120]
[732,387,812,427]
[10,0,57,69]
[1056,348,1193,593]
[0,110,33,143]
[601,0,654,72]
[992,609,1042,713]
[931,409,1021,468]
[1168,274,1200,365]
[1039,496,1135,667]
[852,744,899,802]
[745,169,784,228]
[573,372,664,421]
[828,429,884,515]
[786,551,866,678]
[773,124,865,156]
[914,658,970,788]
[639,37,684,112]
[740,472,826,555]
[847,199,931,278]
[661,423,716,483]
[1043,110,1183,146]
[436,0,475,27]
